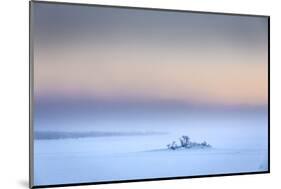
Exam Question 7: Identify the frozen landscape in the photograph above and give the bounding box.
[32,3,269,186]
[34,112,268,186]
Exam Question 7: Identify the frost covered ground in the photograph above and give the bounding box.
[34,113,268,186]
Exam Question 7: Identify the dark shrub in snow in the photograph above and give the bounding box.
[167,141,180,150]
[167,136,211,150]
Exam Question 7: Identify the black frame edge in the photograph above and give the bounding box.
[267,16,270,173]
[29,1,35,188]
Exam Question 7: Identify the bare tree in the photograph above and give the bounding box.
[180,135,190,148]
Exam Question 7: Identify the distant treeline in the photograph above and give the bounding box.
[34,131,167,140]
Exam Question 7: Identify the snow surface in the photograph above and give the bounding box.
[33,113,268,186]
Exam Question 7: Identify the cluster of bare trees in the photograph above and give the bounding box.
[167,135,211,150]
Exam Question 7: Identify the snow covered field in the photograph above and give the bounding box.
[33,113,268,186]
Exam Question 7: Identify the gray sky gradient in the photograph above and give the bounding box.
[32,2,268,111]
[33,3,267,53]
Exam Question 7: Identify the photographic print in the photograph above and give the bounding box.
[30,1,269,187]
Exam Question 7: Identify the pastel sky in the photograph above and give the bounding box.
[33,2,268,107]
